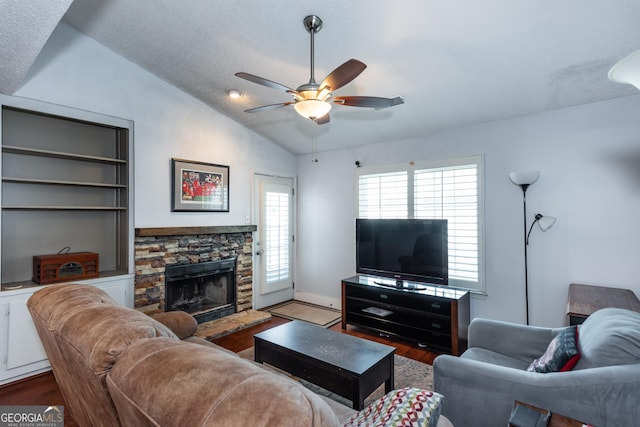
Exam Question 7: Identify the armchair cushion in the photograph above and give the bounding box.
[527,326,580,373]
[466,318,558,362]
[575,307,640,370]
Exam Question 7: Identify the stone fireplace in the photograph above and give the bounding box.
[134,226,256,317]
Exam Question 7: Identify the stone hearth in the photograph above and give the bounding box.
[134,226,256,316]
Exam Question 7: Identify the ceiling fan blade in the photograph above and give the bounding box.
[319,59,367,92]
[244,102,293,113]
[334,96,404,109]
[314,114,330,125]
[235,72,296,93]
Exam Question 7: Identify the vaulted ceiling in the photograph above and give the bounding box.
[2,1,640,154]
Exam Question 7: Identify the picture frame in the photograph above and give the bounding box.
[171,158,229,212]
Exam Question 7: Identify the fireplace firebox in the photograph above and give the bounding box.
[164,258,237,324]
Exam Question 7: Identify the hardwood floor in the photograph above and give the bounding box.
[0,315,441,426]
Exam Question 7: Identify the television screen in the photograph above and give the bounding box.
[356,218,448,285]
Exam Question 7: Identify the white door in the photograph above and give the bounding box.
[253,174,295,309]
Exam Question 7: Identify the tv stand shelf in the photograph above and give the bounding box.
[341,275,470,355]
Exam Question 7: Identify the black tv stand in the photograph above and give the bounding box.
[342,275,470,355]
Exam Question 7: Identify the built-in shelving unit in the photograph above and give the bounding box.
[0,95,135,385]
[0,96,134,286]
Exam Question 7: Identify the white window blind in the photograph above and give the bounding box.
[265,191,290,283]
[414,165,478,283]
[357,156,484,292]
[358,171,408,218]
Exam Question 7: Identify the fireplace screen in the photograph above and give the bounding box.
[164,258,236,323]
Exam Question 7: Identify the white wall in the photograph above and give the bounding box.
[12,23,640,327]
[296,95,640,327]
[13,23,296,228]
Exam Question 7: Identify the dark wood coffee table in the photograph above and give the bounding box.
[254,320,395,410]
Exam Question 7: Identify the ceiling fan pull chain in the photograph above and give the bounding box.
[311,126,319,163]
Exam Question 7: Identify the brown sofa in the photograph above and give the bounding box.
[27,284,451,426]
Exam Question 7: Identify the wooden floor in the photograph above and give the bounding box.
[0,316,440,426]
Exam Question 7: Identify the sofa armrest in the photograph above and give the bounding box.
[434,354,640,427]
[151,311,197,339]
[468,318,556,361]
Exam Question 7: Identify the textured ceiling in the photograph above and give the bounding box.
[4,1,640,154]
[0,0,74,94]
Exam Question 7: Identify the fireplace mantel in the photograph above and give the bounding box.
[136,225,256,237]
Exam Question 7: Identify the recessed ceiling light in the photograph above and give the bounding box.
[227,89,243,99]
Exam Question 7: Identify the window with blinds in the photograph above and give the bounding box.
[265,191,290,283]
[358,171,408,218]
[357,156,484,292]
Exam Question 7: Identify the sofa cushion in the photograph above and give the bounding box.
[575,307,640,370]
[526,325,580,373]
[152,311,198,339]
[106,337,342,427]
[343,387,443,427]
[58,303,178,374]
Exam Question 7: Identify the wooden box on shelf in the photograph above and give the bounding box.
[33,252,99,284]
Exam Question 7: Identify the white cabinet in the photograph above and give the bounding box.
[0,275,134,385]
[5,296,47,370]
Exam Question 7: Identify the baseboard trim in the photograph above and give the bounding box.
[293,291,341,311]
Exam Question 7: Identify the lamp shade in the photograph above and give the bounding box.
[538,215,556,232]
[608,49,640,90]
[509,171,540,186]
[294,99,332,120]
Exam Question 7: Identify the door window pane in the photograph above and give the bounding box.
[265,191,289,283]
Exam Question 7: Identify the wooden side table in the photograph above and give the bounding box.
[510,401,590,427]
[566,283,640,325]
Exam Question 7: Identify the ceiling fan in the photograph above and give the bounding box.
[235,15,404,125]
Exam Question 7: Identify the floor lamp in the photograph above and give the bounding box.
[608,49,640,90]
[509,171,556,325]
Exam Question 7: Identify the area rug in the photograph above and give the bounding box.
[237,347,433,407]
[268,301,342,327]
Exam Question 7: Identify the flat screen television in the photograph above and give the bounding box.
[356,218,448,285]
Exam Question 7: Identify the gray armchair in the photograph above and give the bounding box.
[433,308,640,427]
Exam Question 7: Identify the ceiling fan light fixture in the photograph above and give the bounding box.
[226,89,243,99]
[294,99,332,120]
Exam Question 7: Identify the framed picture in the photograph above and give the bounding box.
[171,158,229,212]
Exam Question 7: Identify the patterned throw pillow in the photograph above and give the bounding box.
[526,325,580,373]
[343,387,443,427]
